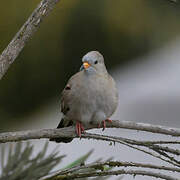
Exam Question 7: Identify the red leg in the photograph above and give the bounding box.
[102,120,106,131]
[98,119,112,131]
[76,121,85,137]
[78,123,81,137]
[76,122,80,136]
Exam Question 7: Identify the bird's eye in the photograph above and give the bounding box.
[94,60,98,64]
[65,84,71,90]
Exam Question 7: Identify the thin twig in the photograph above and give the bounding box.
[149,147,180,166]
[0,0,60,79]
[44,169,178,180]
[89,133,180,156]
[147,144,180,156]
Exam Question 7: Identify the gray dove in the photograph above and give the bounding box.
[50,51,118,143]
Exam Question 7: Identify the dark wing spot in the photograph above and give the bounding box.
[65,84,71,90]
[94,60,98,64]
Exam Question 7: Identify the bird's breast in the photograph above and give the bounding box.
[66,72,118,124]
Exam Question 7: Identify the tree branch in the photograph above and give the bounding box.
[0,120,180,144]
[0,0,60,79]
[107,120,180,136]
[41,160,180,180]
[1,120,180,168]
[44,169,178,180]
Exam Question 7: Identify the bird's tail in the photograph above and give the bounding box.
[49,118,73,143]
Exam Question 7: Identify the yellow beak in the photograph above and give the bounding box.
[83,62,91,69]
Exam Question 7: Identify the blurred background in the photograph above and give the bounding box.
[0,0,180,179]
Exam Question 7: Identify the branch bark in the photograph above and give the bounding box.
[0,0,60,79]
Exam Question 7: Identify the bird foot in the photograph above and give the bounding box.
[98,119,112,131]
[76,121,85,137]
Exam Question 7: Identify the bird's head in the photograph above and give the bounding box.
[80,51,107,74]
